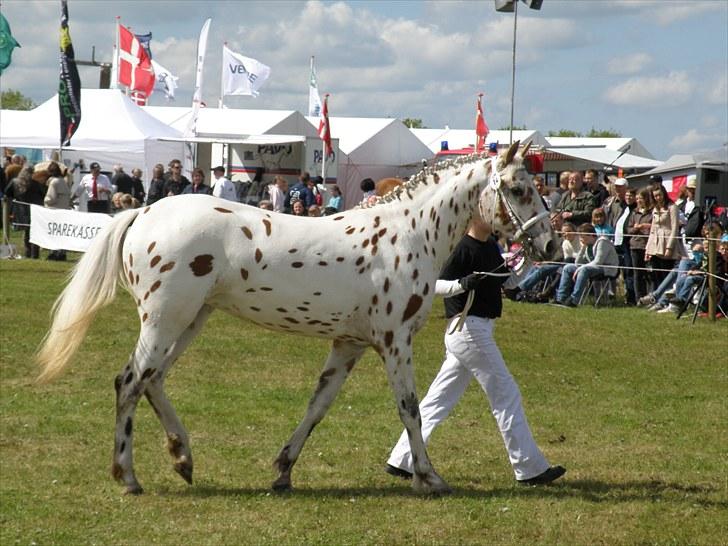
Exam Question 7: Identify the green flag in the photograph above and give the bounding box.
[0,13,20,75]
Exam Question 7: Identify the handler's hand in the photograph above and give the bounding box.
[460,273,485,291]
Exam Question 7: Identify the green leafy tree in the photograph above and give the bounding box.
[548,129,582,137]
[498,124,529,131]
[0,89,35,110]
[402,118,425,129]
[586,127,622,138]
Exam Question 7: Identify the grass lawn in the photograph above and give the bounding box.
[1,250,726,545]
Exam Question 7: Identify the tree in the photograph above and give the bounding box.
[402,118,425,129]
[498,124,529,131]
[586,127,622,138]
[0,89,35,110]
[548,129,582,137]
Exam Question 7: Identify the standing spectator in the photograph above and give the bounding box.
[591,208,614,239]
[554,171,596,225]
[75,161,113,213]
[181,168,212,195]
[550,171,571,210]
[325,184,343,214]
[584,169,608,207]
[385,216,566,486]
[285,172,314,211]
[163,159,190,196]
[630,188,654,304]
[533,175,555,210]
[613,184,637,305]
[145,164,166,205]
[44,161,71,261]
[4,166,46,258]
[645,184,687,288]
[680,176,704,240]
[309,176,324,206]
[554,223,619,307]
[268,176,288,213]
[210,166,238,202]
[129,168,146,203]
[111,165,144,203]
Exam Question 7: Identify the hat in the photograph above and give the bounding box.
[312,175,324,184]
[89,161,101,170]
[213,165,225,173]
[614,177,628,186]
[648,174,662,183]
[686,175,697,189]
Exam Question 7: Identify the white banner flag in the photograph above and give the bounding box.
[29,205,113,252]
[222,45,271,97]
[308,56,322,117]
[151,59,179,100]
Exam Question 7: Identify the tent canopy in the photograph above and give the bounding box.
[411,128,549,153]
[0,89,182,152]
[546,147,661,170]
[637,149,728,177]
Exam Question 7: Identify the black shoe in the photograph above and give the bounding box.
[517,465,566,486]
[504,287,521,301]
[384,464,412,480]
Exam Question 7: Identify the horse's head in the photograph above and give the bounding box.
[480,141,562,262]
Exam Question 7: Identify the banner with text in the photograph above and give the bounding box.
[29,205,112,252]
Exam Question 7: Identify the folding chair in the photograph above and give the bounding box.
[579,273,615,307]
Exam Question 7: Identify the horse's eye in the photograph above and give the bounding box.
[511,186,524,197]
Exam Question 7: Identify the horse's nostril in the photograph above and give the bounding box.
[545,240,555,257]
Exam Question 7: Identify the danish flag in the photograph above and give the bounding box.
[318,93,333,157]
[475,93,489,152]
[117,24,155,101]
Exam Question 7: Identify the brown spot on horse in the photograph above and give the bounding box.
[189,254,214,276]
[402,295,423,322]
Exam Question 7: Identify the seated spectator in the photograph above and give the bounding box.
[308,204,322,217]
[111,192,125,213]
[554,223,618,307]
[505,221,580,301]
[656,241,706,314]
[325,184,342,214]
[258,200,273,211]
[291,199,306,216]
[181,168,212,195]
[360,177,375,204]
[592,207,614,239]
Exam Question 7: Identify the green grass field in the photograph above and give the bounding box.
[1,252,726,545]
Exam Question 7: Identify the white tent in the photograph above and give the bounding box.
[0,89,184,184]
[545,137,654,159]
[411,128,549,153]
[309,116,434,207]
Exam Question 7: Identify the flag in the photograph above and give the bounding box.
[308,56,322,117]
[59,0,81,147]
[151,59,178,100]
[318,93,333,158]
[0,13,20,75]
[185,18,211,138]
[222,45,271,97]
[134,31,152,59]
[117,23,155,100]
[475,93,489,152]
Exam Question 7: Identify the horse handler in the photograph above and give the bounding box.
[386,216,566,486]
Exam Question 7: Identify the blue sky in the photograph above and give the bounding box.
[1,0,726,160]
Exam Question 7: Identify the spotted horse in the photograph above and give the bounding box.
[37,140,560,495]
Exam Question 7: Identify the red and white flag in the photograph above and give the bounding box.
[475,93,489,152]
[318,93,333,157]
[117,23,155,102]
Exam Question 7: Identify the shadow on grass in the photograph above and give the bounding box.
[160,478,726,508]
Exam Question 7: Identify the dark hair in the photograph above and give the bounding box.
[651,184,673,208]
[192,168,205,181]
[47,162,62,177]
[578,223,596,235]
[360,178,375,192]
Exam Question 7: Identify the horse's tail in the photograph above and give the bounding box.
[36,209,141,383]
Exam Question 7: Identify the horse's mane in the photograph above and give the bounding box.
[359,152,492,208]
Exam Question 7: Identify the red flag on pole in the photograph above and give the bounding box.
[475,93,489,152]
[318,93,333,157]
[117,23,155,103]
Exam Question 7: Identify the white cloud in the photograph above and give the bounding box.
[650,2,718,26]
[706,74,727,105]
[668,128,724,151]
[606,53,652,76]
[603,71,693,106]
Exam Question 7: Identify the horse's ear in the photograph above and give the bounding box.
[505,140,520,166]
[520,141,532,157]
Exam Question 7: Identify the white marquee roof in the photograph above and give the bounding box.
[411,128,549,153]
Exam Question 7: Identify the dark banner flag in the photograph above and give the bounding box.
[59,0,81,147]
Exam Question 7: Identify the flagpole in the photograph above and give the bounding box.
[112,16,120,91]
[321,94,327,183]
[509,0,518,145]
[219,42,227,109]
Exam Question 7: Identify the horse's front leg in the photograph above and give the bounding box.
[272,340,367,492]
[382,337,451,495]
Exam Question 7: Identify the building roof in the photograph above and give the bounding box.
[411,128,549,153]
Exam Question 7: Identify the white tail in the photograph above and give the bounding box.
[36,209,141,383]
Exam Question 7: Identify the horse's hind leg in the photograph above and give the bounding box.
[143,305,213,485]
[112,305,211,494]
[272,340,366,491]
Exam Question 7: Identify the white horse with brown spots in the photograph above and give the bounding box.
[37,141,559,495]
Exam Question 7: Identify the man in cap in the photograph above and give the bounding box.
[75,161,112,213]
[680,176,704,240]
[210,165,238,202]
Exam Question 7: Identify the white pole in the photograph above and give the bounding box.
[219,43,226,109]
[509,0,518,145]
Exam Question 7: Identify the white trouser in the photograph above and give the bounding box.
[387,315,549,480]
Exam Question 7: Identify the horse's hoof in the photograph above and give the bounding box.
[173,460,193,484]
[413,472,452,496]
[123,484,144,495]
[271,478,292,492]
